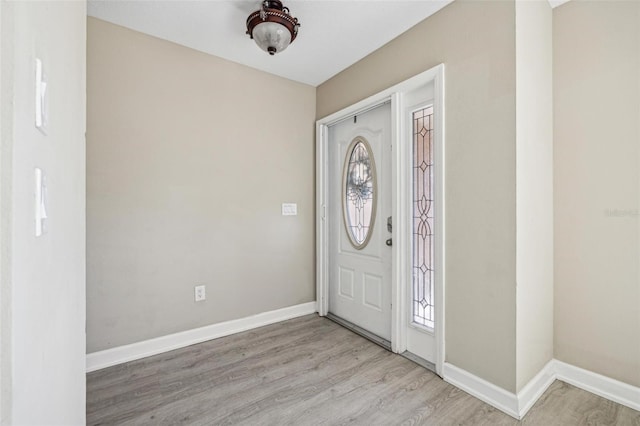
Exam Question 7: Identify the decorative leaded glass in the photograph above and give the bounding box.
[343,138,377,249]
[412,106,435,329]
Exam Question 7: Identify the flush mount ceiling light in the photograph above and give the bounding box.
[246,0,300,56]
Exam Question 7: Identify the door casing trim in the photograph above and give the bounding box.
[316,64,445,376]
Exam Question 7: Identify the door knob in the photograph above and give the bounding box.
[386,238,392,246]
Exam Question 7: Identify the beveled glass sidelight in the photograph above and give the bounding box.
[412,105,435,329]
[343,137,377,249]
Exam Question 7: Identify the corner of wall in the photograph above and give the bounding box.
[515,0,554,392]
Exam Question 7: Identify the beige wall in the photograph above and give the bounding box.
[317,0,518,392]
[515,0,554,391]
[87,18,316,352]
[554,0,640,387]
[1,1,87,423]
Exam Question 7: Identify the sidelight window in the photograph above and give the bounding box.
[412,106,435,329]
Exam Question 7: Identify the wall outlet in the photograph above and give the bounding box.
[194,285,206,302]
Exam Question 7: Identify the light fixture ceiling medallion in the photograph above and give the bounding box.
[246,0,300,56]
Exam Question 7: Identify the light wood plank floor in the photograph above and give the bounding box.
[87,315,640,425]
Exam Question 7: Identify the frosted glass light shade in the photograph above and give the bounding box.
[251,22,292,55]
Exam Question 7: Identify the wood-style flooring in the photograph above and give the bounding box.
[87,315,640,425]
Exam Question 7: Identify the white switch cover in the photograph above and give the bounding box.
[282,203,297,216]
[35,168,48,237]
[35,58,47,133]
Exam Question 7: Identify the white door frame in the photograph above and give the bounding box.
[316,64,445,375]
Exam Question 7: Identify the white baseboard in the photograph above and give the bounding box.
[443,359,639,420]
[443,362,520,418]
[516,360,556,418]
[554,360,640,412]
[86,301,317,373]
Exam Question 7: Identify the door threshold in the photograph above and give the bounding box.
[401,351,437,374]
[326,313,391,351]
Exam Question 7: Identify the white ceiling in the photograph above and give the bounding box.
[88,0,570,87]
[88,0,454,87]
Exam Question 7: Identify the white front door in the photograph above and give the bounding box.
[328,103,392,341]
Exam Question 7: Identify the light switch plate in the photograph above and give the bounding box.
[282,203,297,216]
[35,58,47,134]
[35,168,48,237]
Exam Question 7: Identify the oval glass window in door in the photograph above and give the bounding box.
[343,137,377,249]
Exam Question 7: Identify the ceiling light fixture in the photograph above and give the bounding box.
[246,0,300,56]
